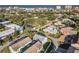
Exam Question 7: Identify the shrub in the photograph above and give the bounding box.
[52,32,61,38]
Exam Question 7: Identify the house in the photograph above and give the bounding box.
[43,25,59,34]
[17,40,43,53]
[52,35,67,50]
[60,27,77,35]
[33,32,48,44]
[0,19,11,25]
[9,37,31,53]
[23,41,43,53]
[5,24,23,33]
[59,27,77,44]
[0,29,14,39]
[52,34,73,49]
[0,21,11,25]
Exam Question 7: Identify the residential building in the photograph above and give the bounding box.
[0,29,14,39]
[43,26,59,34]
[23,41,43,53]
[60,27,77,35]
[9,37,31,53]
[33,33,48,44]
[0,20,11,25]
[5,24,23,33]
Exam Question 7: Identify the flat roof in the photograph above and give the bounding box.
[0,21,11,24]
[5,24,20,28]
[0,29,14,39]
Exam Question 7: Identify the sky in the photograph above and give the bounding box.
[0,0,79,5]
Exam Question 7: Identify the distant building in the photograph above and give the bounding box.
[74,6,79,11]
[65,5,72,10]
[56,6,61,9]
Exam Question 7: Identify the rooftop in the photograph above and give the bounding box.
[33,33,48,44]
[60,27,77,35]
[24,41,42,53]
[5,24,21,30]
[43,25,59,34]
[0,29,14,39]
[0,21,11,25]
[10,37,31,51]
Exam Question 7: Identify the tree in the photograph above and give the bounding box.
[16,30,20,36]
[43,42,55,53]
[52,32,61,38]
[63,19,76,27]
[8,35,13,42]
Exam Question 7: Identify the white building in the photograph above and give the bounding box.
[0,21,11,25]
[65,5,72,10]
[5,24,23,33]
[56,6,61,9]
[43,26,59,34]
[33,33,48,44]
[0,29,14,39]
